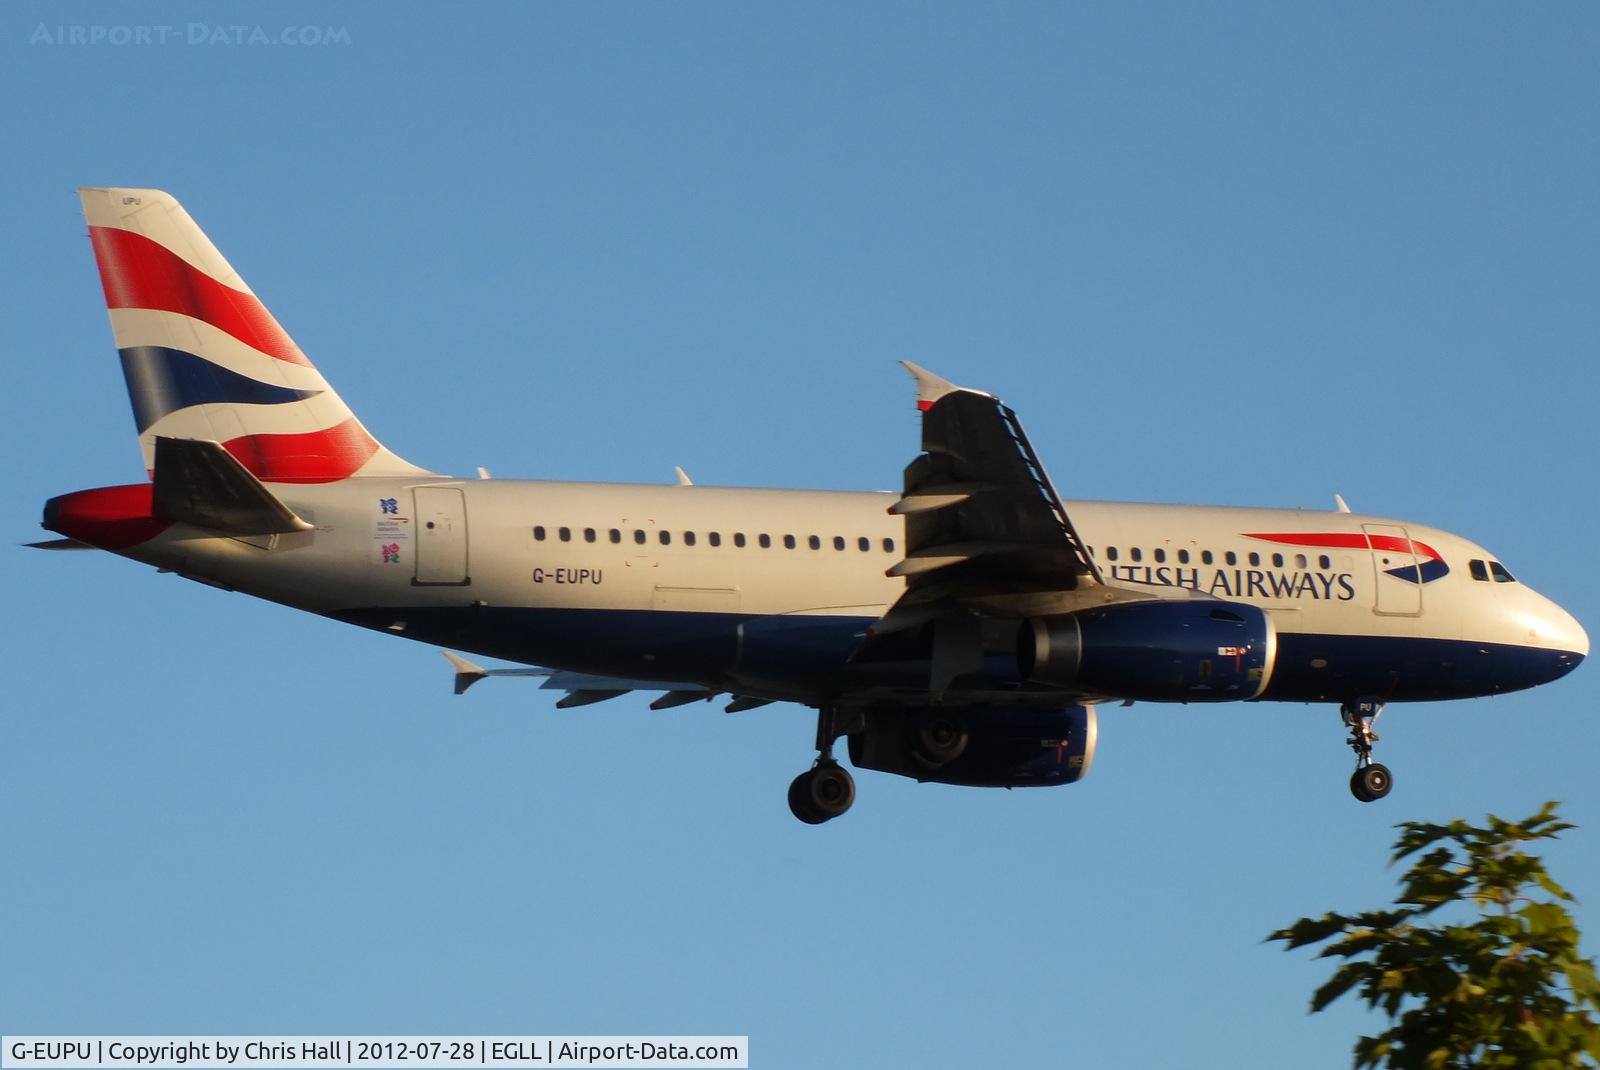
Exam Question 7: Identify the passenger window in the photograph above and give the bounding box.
[883,538,896,553]
[1225,551,1237,566]
[708,532,721,547]
[1131,548,1143,563]
[1177,549,1189,564]
[784,535,797,549]
[584,528,596,543]
[683,531,696,547]
[735,533,747,548]
[833,536,846,551]
[1294,554,1307,569]
[533,526,546,541]
[1318,555,1330,570]
[1469,559,1489,581]
[858,537,870,552]
[634,529,646,545]
[759,534,771,549]
[659,531,671,546]
[609,529,621,544]
[1248,552,1261,567]
[1154,549,1166,563]
[1202,550,1213,565]
[1490,561,1516,583]
[808,535,821,550]
[1107,546,1119,562]
[1271,553,1283,568]
[558,526,571,542]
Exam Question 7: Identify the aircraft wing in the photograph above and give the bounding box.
[862,363,1172,691]
[876,362,1135,629]
[440,651,773,712]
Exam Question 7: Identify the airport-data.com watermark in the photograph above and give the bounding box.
[29,23,351,47]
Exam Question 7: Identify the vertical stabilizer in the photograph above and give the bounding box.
[79,187,430,482]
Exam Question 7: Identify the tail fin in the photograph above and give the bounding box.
[79,187,430,482]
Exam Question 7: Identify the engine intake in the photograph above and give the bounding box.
[1018,599,1275,702]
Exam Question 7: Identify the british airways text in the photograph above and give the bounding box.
[1107,565,1357,601]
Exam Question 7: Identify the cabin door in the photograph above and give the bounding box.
[413,486,470,586]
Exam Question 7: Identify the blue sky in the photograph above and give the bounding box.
[4,3,1600,1067]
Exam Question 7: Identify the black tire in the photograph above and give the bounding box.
[1358,763,1393,801]
[1349,768,1374,802]
[913,712,969,768]
[806,763,856,820]
[788,772,827,824]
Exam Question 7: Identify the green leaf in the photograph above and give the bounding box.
[1273,801,1600,1070]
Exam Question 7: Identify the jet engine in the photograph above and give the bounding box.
[1018,599,1276,702]
[847,705,1097,788]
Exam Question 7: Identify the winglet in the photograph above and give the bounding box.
[900,361,973,412]
[441,650,487,695]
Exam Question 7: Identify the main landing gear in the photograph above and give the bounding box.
[1341,699,1393,802]
[788,706,858,825]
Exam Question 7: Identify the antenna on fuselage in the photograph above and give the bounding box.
[1334,494,1351,513]
[674,466,694,486]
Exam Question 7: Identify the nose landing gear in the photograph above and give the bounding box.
[1341,699,1392,802]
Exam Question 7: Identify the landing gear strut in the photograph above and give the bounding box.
[788,705,858,824]
[1341,699,1392,802]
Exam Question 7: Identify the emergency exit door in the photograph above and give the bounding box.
[413,486,469,585]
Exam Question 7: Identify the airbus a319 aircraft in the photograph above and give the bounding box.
[38,188,1588,823]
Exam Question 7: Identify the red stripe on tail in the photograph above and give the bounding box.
[222,417,379,483]
[88,226,310,366]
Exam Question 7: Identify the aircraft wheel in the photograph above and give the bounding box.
[806,762,856,820]
[788,772,828,824]
[913,712,969,768]
[1350,764,1392,803]
[1358,763,1392,801]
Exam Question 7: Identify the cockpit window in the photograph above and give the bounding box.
[1489,560,1516,583]
[1469,559,1489,582]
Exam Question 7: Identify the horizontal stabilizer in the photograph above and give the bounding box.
[152,436,314,536]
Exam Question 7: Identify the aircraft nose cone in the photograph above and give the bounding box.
[1548,603,1589,659]
[1534,600,1587,684]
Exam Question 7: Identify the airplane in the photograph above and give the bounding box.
[36,187,1588,824]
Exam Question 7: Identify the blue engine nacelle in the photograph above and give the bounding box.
[847,705,1097,788]
[1018,599,1276,702]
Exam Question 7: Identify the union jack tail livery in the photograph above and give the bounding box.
[80,187,427,482]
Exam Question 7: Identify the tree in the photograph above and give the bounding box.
[1269,802,1600,1069]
